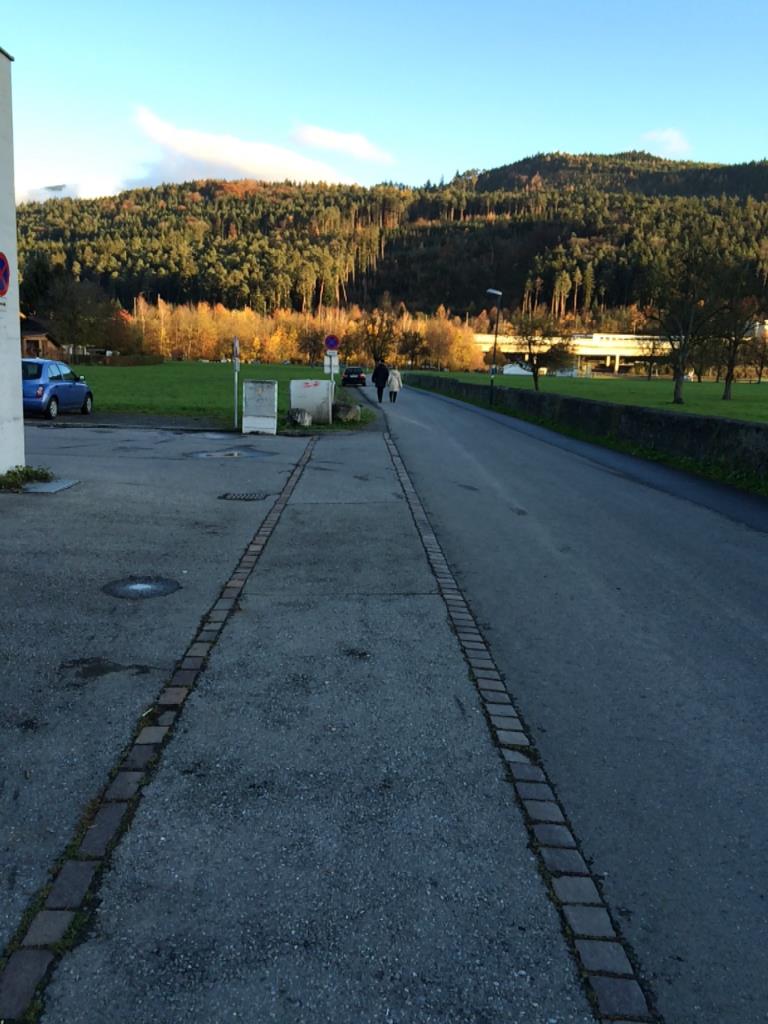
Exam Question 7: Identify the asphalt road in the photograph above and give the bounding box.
[4,422,594,1024]
[375,384,768,1024]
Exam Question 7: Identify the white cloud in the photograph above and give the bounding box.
[134,106,353,185]
[641,128,692,158]
[293,123,393,163]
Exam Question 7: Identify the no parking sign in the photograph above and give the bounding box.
[0,251,9,302]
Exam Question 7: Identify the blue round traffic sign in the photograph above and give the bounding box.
[325,335,339,350]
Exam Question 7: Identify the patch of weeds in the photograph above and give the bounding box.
[0,465,54,492]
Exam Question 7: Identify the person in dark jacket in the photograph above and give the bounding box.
[371,360,389,403]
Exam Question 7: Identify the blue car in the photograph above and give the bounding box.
[22,358,94,419]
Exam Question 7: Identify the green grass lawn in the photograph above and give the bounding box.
[418,371,768,425]
[79,362,366,426]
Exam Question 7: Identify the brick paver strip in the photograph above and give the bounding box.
[506,761,545,782]
[105,771,144,801]
[480,694,511,709]
[80,803,130,858]
[497,730,530,747]
[186,642,211,658]
[540,847,590,874]
[158,686,189,706]
[481,684,505,700]
[501,749,532,765]
[491,715,523,731]
[481,691,511,704]
[488,705,519,717]
[523,800,565,823]
[157,710,177,727]
[180,656,204,671]
[474,670,502,681]
[169,669,197,687]
[0,950,54,1019]
[515,782,555,801]
[22,910,75,947]
[588,976,651,1019]
[553,876,601,905]
[476,678,505,691]
[136,725,169,745]
[557,872,606,905]
[45,861,98,909]
[563,904,616,938]
[534,823,576,847]
[575,939,633,974]
[122,744,157,770]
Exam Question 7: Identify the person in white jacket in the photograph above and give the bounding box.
[387,367,403,403]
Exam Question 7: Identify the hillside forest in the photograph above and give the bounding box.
[17,151,768,401]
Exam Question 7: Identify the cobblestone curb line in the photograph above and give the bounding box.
[383,432,659,1024]
[0,438,317,1023]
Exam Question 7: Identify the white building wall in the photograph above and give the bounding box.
[0,49,24,472]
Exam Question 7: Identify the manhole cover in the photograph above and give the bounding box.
[218,492,271,501]
[102,577,181,600]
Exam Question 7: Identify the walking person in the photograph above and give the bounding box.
[387,366,403,403]
[372,359,389,403]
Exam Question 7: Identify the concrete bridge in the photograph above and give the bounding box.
[474,332,669,372]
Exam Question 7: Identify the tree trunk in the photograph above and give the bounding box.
[673,372,685,404]
[722,344,737,399]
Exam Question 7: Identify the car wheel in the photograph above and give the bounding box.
[81,394,93,415]
[45,397,59,420]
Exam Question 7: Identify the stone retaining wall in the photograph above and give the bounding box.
[407,374,768,477]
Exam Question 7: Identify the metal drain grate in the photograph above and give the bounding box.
[218,492,271,501]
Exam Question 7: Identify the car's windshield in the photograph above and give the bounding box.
[346,367,362,373]
[22,363,42,380]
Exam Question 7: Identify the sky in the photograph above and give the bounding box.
[3,0,767,202]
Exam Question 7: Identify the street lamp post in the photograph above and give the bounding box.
[487,288,502,406]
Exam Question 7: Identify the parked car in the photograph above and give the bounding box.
[21,359,94,419]
[341,366,366,387]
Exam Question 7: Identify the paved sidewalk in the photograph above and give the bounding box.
[3,427,595,1023]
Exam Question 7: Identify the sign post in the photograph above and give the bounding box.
[0,48,25,473]
[232,336,240,430]
[324,335,339,387]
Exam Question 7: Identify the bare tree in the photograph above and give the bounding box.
[511,312,571,392]
[646,236,725,404]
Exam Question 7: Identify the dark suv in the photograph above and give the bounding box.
[341,366,366,387]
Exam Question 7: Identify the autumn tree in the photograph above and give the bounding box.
[356,309,397,364]
[398,328,426,368]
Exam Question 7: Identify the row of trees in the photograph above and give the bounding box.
[40,286,486,372]
[26,255,768,404]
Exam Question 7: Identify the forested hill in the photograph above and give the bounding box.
[476,152,768,199]
[17,151,768,321]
